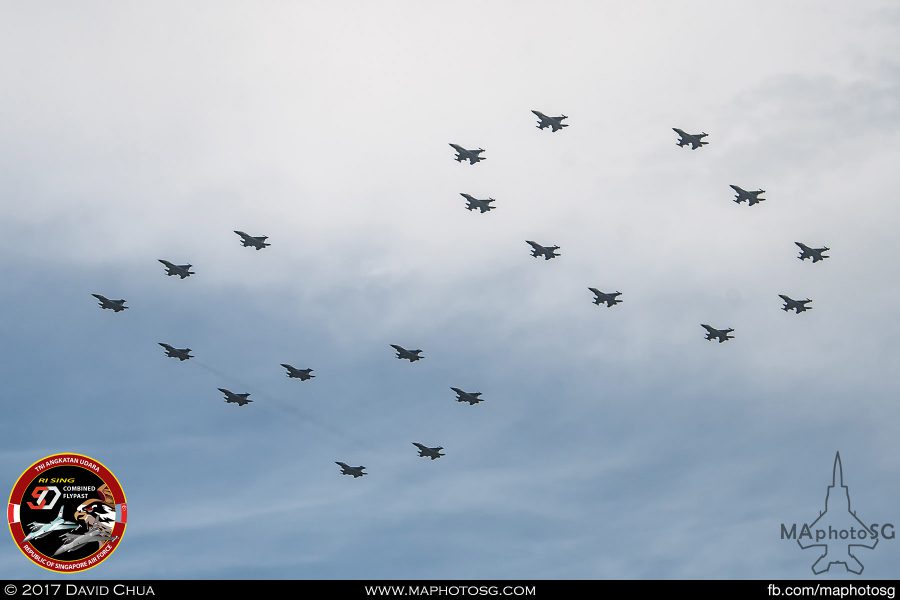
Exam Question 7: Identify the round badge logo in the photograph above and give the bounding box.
[7,452,126,573]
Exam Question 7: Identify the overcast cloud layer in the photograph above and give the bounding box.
[1,1,899,579]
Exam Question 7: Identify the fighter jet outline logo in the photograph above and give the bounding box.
[784,452,894,575]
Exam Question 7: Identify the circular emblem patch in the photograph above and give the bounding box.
[7,452,126,573]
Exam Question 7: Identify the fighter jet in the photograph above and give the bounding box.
[460,193,496,214]
[91,294,128,312]
[796,242,830,263]
[158,259,195,279]
[335,462,366,478]
[451,387,484,405]
[779,294,813,314]
[449,143,486,165]
[234,230,270,250]
[53,526,116,557]
[730,185,766,206]
[412,442,445,460]
[217,387,253,406]
[280,364,314,381]
[22,506,78,542]
[673,128,708,149]
[526,240,560,260]
[701,324,734,343]
[532,110,569,132]
[589,288,622,308]
[390,344,424,362]
[159,343,193,361]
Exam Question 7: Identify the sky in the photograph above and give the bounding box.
[1,0,899,579]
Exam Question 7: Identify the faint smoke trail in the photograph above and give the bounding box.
[191,359,257,391]
[191,359,371,450]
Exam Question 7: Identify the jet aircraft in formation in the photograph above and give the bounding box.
[412,442,445,460]
[451,387,484,405]
[460,193,496,213]
[779,295,813,314]
[159,343,192,361]
[729,185,766,206]
[158,259,195,279]
[531,110,568,132]
[526,240,560,260]
[234,230,270,250]
[701,324,734,343]
[449,144,486,165]
[336,462,366,478]
[673,128,708,149]
[91,294,128,312]
[391,345,424,362]
[218,387,253,406]
[795,242,830,263]
[280,364,315,381]
[589,288,622,308]
[87,119,834,480]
